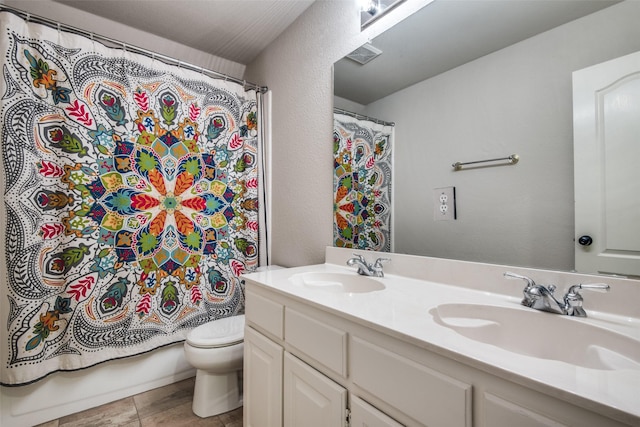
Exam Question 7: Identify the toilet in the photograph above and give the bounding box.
[183,314,245,418]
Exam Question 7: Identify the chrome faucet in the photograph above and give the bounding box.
[347,254,390,277]
[504,272,609,317]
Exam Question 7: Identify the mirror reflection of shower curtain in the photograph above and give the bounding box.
[333,113,393,252]
[257,91,272,266]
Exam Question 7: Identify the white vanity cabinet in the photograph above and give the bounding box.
[243,282,468,427]
[243,278,635,427]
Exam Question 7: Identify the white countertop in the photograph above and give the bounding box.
[243,261,640,426]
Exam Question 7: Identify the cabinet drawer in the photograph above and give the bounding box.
[245,289,284,339]
[351,337,472,427]
[285,308,347,377]
[483,392,567,427]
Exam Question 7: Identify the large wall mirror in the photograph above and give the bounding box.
[333,0,640,275]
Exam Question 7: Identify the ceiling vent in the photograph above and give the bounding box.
[346,43,382,65]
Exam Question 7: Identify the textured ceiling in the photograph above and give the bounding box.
[54,0,315,65]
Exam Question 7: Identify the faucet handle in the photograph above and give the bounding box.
[563,283,610,317]
[350,253,367,264]
[504,272,535,288]
[505,272,545,308]
[568,283,610,294]
[373,257,391,268]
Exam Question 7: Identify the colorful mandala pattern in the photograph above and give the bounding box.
[333,114,392,251]
[0,13,259,385]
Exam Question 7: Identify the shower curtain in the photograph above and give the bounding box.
[333,113,393,252]
[257,91,271,267]
[0,11,260,385]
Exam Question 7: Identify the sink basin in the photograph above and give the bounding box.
[290,272,385,294]
[430,303,640,370]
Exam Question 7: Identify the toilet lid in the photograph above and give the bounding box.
[186,315,245,348]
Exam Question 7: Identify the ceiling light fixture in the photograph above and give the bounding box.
[361,0,406,29]
[360,0,380,16]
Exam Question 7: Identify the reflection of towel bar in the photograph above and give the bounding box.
[452,154,519,171]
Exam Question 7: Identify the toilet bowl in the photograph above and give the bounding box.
[183,314,245,418]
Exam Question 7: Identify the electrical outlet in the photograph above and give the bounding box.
[434,187,456,220]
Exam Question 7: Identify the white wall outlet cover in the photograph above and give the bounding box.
[434,187,456,221]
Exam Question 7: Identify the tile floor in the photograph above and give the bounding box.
[35,377,242,427]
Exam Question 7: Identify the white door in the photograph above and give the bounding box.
[284,352,347,427]
[573,51,640,277]
[244,326,283,427]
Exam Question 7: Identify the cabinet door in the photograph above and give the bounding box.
[284,352,347,427]
[350,395,404,427]
[244,326,283,427]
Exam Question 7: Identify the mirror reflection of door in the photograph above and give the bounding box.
[573,51,640,277]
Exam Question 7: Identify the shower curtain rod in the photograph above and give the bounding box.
[333,107,395,127]
[0,4,268,94]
